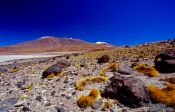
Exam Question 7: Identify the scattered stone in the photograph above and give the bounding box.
[57,107,66,112]
[16,82,25,88]
[36,96,43,102]
[63,78,69,84]
[101,76,150,108]
[15,101,26,107]
[72,91,76,96]
[45,103,52,107]
[155,49,175,73]
[97,55,110,63]
[51,91,56,96]
[80,64,87,67]
[61,94,66,97]
[0,67,7,73]
[22,106,30,112]
[66,95,72,100]
[56,78,61,82]
[91,100,103,109]
[66,56,70,59]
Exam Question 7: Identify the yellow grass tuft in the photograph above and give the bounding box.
[59,71,65,77]
[99,63,118,76]
[77,88,100,108]
[0,72,4,76]
[148,83,175,106]
[90,76,109,83]
[76,76,108,91]
[47,73,56,78]
[107,97,111,110]
[23,84,33,90]
[76,79,87,91]
[10,68,20,73]
[133,64,159,77]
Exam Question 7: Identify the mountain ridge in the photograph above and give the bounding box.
[0,36,113,54]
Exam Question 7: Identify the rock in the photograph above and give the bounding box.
[97,55,110,63]
[72,91,76,96]
[66,95,72,99]
[36,96,43,102]
[154,49,175,73]
[91,100,103,109]
[16,82,25,88]
[22,106,30,112]
[118,65,134,75]
[57,107,66,112]
[42,61,69,78]
[66,56,70,59]
[51,91,56,96]
[101,76,150,108]
[45,103,52,106]
[15,101,26,107]
[42,63,62,78]
[63,78,69,84]
[0,98,18,112]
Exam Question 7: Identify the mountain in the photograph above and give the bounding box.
[0,36,113,54]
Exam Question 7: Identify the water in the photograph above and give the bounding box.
[0,54,58,62]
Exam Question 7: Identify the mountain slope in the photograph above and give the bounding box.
[0,36,113,54]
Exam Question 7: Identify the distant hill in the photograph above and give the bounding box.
[0,36,113,54]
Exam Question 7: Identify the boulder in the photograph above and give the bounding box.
[97,55,110,63]
[101,76,150,108]
[118,65,134,75]
[154,49,175,73]
[42,60,70,78]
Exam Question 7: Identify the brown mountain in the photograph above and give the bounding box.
[0,36,113,54]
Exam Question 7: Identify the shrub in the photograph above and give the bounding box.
[76,79,87,91]
[148,83,175,106]
[59,71,66,77]
[23,84,33,90]
[90,76,108,83]
[10,68,20,73]
[19,95,25,100]
[77,88,100,108]
[46,73,56,78]
[99,63,118,76]
[76,76,108,91]
[132,64,159,77]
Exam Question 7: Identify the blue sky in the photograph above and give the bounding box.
[0,0,175,46]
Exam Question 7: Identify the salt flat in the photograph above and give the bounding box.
[0,52,76,62]
[0,55,57,62]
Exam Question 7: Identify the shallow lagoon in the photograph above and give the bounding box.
[0,54,58,62]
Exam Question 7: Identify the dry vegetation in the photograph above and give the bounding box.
[99,63,118,76]
[148,83,175,106]
[10,68,20,73]
[77,88,100,108]
[132,64,160,77]
[76,76,108,91]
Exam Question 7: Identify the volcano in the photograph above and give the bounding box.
[0,36,113,54]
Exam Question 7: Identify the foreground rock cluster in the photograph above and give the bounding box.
[0,40,175,112]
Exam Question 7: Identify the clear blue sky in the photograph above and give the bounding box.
[0,0,175,46]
